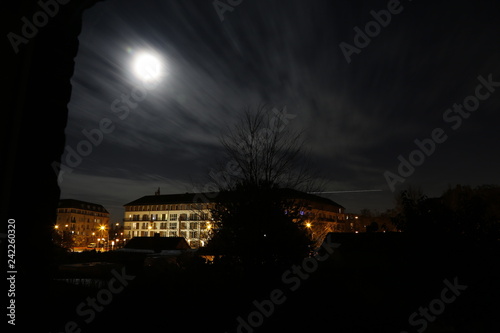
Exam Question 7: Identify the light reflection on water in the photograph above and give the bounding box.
[53,278,107,289]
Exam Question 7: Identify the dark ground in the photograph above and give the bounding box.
[47,233,500,333]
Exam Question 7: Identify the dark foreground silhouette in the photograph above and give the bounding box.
[47,233,500,333]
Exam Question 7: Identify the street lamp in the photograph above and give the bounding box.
[99,225,108,250]
[305,222,315,241]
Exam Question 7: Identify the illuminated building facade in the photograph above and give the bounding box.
[123,189,346,248]
[123,192,214,248]
[56,199,110,247]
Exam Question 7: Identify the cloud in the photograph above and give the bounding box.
[60,171,192,221]
[60,0,500,218]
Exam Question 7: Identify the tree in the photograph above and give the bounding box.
[391,184,500,241]
[366,221,379,233]
[391,186,428,233]
[52,229,74,251]
[441,184,500,241]
[211,105,316,192]
[207,105,316,266]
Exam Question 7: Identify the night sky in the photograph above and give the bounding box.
[59,0,500,222]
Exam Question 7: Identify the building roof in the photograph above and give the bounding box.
[123,189,344,210]
[278,188,345,209]
[58,199,109,214]
[123,192,218,206]
[124,236,191,251]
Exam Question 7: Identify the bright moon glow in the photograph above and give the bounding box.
[132,52,162,82]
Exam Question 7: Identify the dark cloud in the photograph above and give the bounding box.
[60,0,500,221]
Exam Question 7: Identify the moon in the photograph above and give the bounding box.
[132,52,163,82]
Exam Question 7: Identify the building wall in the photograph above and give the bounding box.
[296,202,346,246]
[56,208,110,247]
[123,196,346,249]
[123,204,212,248]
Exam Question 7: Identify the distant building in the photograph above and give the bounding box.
[123,192,214,248]
[56,199,110,247]
[280,189,346,245]
[345,213,362,232]
[124,189,346,248]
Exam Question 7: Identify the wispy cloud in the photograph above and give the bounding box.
[60,0,500,218]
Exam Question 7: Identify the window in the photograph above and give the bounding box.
[180,222,187,229]
[180,231,187,238]
[189,222,197,230]
[160,223,167,229]
[161,214,166,221]
[189,231,198,238]
[170,214,177,221]
[151,214,158,220]
[169,231,177,237]
[169,222,177,229]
